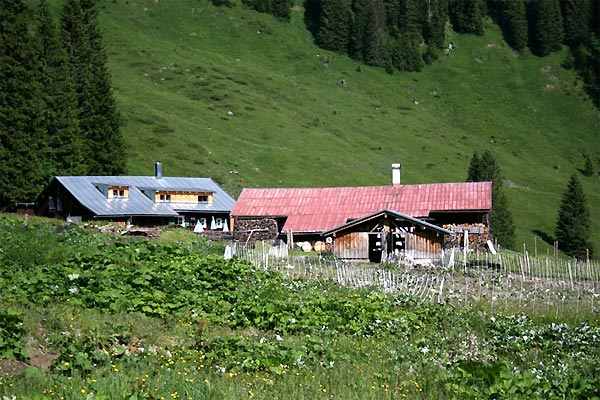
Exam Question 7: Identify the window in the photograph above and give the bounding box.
[160,194,171,202]
[198,195,208,203]
[109,186,128,199]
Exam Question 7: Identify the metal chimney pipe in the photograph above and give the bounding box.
[155,162,162,179]
[392,163,401,186]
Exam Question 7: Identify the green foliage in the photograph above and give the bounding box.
[467,151,515,249]
[582,154,595,177]
[0,308,28,360]
[560,0,591,47]
[527,0,564,56]
[488,0,528,51]
[0,217,599,398]
[61,0,125,175]
[315,0,353,53]
[555,173,594,258]
[34,0,85,176]
[449,0,485,35]
[242,0,291,21]
[0,0,50,207]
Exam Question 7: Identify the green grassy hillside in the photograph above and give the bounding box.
[90,0,598,254]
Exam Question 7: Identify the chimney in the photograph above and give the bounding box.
[392,163,401,186]
[155,162,162,179]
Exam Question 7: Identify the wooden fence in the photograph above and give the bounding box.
[231,241,600,317]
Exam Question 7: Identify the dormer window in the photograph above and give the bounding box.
[108,185,129,199]
[155,190,213,204]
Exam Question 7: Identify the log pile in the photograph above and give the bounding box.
[443,223,489,252]
[233,218,279,245]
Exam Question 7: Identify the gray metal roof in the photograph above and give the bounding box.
[56,176,236,217]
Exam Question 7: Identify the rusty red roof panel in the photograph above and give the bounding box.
[231,182,492,233]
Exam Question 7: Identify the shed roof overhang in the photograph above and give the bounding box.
[322,209,454,237]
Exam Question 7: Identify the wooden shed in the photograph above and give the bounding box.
[322,209,453,263]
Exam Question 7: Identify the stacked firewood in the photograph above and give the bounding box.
[233,218,279,245]
[443,223,489,252]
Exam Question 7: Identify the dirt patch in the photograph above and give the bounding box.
[0,359,28,376]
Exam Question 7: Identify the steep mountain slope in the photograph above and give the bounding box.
[93,0,598,254]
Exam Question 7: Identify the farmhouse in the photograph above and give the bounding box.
[231,164,492,262]
[36,163,235,229]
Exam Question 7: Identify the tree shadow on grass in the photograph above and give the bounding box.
[533,229,554,246]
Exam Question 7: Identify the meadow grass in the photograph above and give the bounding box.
[1,215,599,399]
[82,0,600,255]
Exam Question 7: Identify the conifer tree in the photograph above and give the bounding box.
[555,174,593,258]
[466,152,483,181]
[242,0,291,21]
[528,0,563,56]
[467,151,516,249]
[348,0,369,60]
[303,0,322,36]
[582,154,594,177]
[270,0,291,22]
[489,0,528,51]
[35,0,85,176]
[61,0,125,176]
[560,0,591,47]
[0,0,48,207]
[361,0,389,66]
[449,0,484,35]
[421,0,448,51]
[316,0,353,52]
[394,0,423,72]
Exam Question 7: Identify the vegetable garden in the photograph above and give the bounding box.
[0,215,598,399]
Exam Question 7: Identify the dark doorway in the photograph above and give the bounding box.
[369,232,384,263]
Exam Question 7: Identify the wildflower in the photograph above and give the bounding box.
[68,273,79,281]
[420,346,430,354]
[68,287,79,294]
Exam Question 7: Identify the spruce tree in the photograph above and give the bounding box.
[61,0,126,176]
[421,0,448,51]
[361,0,389,67]
[394,0,423,72]
[303,0,322,36]
[555,173,594,258]
[528,0,564,56]
[0,0,48,207]
[490,0,528,51]
[467,151,516,249]
[348,0,369,60]
[467,152,483,181]
[242,0,291,21]
[316,0,353,52]
[560,0,591,47]
[271,0,291,22]
[582,154,594,177]
[449,0,484,35]
[35,0,85,177]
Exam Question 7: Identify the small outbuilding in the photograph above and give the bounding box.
[323,209,453,263]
